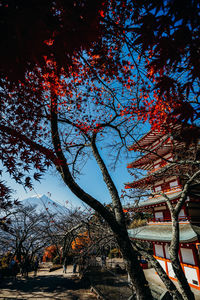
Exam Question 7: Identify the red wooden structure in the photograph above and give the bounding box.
[125,127,200,290]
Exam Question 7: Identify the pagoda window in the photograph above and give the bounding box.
[180,247,195,265]
[155,186,162,192]
[164,244,170,259]
[155,244,164,257]
[155,211,164,221]
[169,180,179,188]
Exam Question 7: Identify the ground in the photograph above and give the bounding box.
[1,260,200,299]
[144,268,200,300]
[0,264,97,300]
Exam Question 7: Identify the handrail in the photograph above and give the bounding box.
[148,216,190,223]
[148,186,182,198]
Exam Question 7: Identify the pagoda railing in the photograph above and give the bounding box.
[148,216,190,223]
[148,186,182,198]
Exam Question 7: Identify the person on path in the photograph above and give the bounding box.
[73,257,77,273]
[33,258,39,276]
[101,255,106,268]
[24,256,30,277]
[79,256,85,273]
[19,259,25,276]
[63,257,67,274]
[9,258,18,280]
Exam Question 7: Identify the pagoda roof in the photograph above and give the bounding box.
[136,191,182,208]
[125,163,181,189]
[127,144,171,170]
[126,184,200,210]
[128,124,182,152]
[128,223,200,243]
[129,129,164,151]
[125,169,166,189]
[125,175,154,189]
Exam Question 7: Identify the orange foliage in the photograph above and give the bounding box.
[71,231,90,251]
[42,245,60,262]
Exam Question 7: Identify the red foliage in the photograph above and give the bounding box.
[0,0,105,81]
[130,0,200,126]
[0,0,200,214]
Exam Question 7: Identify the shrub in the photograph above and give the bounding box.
[128,219,147,229]
[108,248,121,259]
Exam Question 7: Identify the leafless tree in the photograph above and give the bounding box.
[0,205,50,262]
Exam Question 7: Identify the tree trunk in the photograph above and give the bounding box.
[116,229,153,300]
[134,244,183,300]
[90,137,153,298]
[166,170,200,300]
[50,94,153,299]
[169,215,195,300]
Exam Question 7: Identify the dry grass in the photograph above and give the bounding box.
[128,219,147,229]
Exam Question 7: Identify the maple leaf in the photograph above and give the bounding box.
[99,10,105,18]
[33,172,42,182]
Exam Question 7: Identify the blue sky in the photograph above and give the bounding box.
[6,152,134,209]
[4,119,149,209]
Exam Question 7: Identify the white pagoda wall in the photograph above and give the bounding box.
[154,243,200,289]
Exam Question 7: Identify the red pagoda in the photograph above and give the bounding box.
[125,127,200,290]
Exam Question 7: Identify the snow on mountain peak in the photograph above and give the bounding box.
[21,194,66,214]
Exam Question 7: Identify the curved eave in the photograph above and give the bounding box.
[125,163,180,190]
[125,180,152,189]
[128,223,200,243]
[127,145,171,170]
[128,125,181,152]
[128,130,162,151]
[135,191,182,209]
[125,174,158,189]
[126,186,200,209]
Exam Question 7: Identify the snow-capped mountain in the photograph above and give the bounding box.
[21,194,67,215]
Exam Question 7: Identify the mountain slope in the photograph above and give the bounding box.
[21,194,67,214]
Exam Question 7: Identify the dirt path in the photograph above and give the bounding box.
[0,266,97,300]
